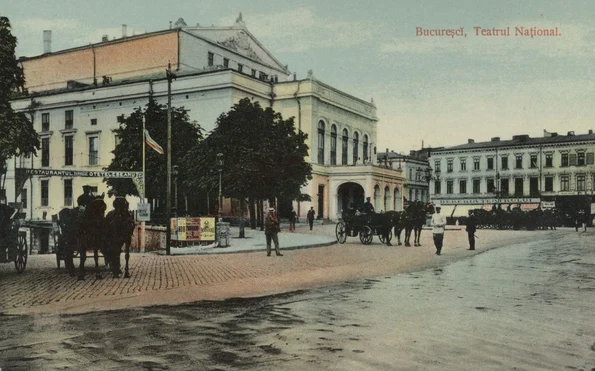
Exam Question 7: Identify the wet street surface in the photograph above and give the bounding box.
[1,230,595,370]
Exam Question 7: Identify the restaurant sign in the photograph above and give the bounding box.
[434,198,540,205]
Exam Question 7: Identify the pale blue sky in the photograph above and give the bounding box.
[5,0,595,153]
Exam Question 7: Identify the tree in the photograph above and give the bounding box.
[0,17,39,184]
[183,98,312,230]
[105,97,203,215]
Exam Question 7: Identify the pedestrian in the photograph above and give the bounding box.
[307,207,315,230]
[465,211,479,250]
[363,197,375,214]
[265,207,283,256]
[431,204,447,255]
[289,208,297,232]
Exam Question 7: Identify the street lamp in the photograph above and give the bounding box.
[172,165,179,217]
[217,153,224,218]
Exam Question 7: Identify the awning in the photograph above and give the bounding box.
[520,203,540,211]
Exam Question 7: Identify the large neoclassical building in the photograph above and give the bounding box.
[5,15,404,226]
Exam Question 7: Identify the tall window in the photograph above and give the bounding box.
[501,156,508,170]
[588,152,595,165]
[88,137,99,165]
[530,154,538,168]
[500,178,509,195]
[341,129,348,165]
[42,113,50,131]
[330,125,337,165]
[514,178,524,196]
[21,189,27,208]
[577,152,585,166]
[473,179,480,194]
[91,118,97,126]
[560,175,570,191]
[65,110,73,129]
[446,180,453,194]
[569,153,577,166]
[561,153,569,167]
[223,58,229,68]
[353,132,359,165]
[64,179,73,206]
[487,178,495,193]
[515,155,523,169]
[545,177,553,192]
[41,180,49,207]
[487,157,494,170]
[530,177,539,196]
[65,135,73,166]
[447,159,453,172]
[208,52,214,66]
[474,157,481,170]
[434,160,441,172]
[577,175,586,191]
[317,121,325,164]
[363,135,369,163]
[434,181,441,194]
[251,69,256,77]
[460,159,466,171]
[459,180,467,194]
[545,153,553,167]
[237,64,243,73]
[41,138,50,167]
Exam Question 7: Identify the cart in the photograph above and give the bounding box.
[335,212,392,245]
[0,204,28,273]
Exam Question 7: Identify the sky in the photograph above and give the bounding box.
[4,0,595,154]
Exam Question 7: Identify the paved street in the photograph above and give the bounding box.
[1,223,549,315]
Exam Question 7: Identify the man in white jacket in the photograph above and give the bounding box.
[430,204,447,255]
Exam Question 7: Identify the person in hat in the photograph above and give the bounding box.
[264,207,283,256]
[289,208,297,232]
[76,185,94,211]
[363,197,375,214]
[307,207,316,230]
[430,203,447,255]
[465,210,480,250]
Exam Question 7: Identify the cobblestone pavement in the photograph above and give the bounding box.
[0,226,561,315]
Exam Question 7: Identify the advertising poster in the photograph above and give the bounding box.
[200,217,216,242]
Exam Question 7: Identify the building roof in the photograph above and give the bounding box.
[433,132,595,152]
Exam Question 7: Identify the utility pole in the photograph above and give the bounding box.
[165,63,176,255]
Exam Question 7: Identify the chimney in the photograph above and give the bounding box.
[293,73,296,81]
[101,34,108,42]
[122,24,127,38]
[491,137,500,142]
[589,130,593,134]
[43,30,52,53]
[468,139,474,144]
[567,131,575,136]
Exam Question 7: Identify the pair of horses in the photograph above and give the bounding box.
[383,201,433,247]
[58,195,136,280]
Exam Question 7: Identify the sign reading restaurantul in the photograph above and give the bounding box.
[434,198,541,205]
[24,168,143,178]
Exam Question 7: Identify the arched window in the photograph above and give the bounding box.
[342,129,349,165]
[317,121,325,164]
[353,132,359,165]
[374,184,381,210]
[330,125,337,165]
[384,186,391,211]
[363,135,369,163]
[394,187,402,211]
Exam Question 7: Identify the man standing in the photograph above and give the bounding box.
[431,204,447,255]
[265,208,283,256]
[363,197,375,214]
[307,207,315,230]
[289,209,297,232]
[465,210,479,250]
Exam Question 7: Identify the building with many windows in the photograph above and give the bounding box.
[377,149,431,209]
[428,131,595,217]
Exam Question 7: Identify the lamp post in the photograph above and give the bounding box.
[217,153,224,218]
[173,165,179,217]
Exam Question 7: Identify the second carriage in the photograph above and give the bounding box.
[0,204,28,273]
[335,211,393,245]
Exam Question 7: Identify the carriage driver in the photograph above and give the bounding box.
[76,185,94,211]
[363,197,375,214]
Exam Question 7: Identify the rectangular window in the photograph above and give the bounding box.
[530,154,537,168]
[237,64,243,73]
[501,156,508,170]
[208,52,214,66]
[529,177,539,196]
[65,110,73,129]
[500,178,509,195]
[41,180,49,206]
[487,157,493,170]
[545,153,553,167]
[487,179,495,193]
[545,177,553,192]
[560,175,570,191]
[460,159,466,171]
[434,181,441,194]
[459,180,467,194]
[223,58,229,68]
[587,152,594,165]
[577,175,586,191]
[65,135,73,166]
[473,179,480,194]
[577,152,585,166]
[446,180,453,194]
[514,178,523,196]
[251,69,256,77]
[569,153,577,166]
[42,113,50,131]
[64,179,73,206]
[88,137,99,165]
[561,153,569,167]
[434,160,441,173]
[515,155,523,169]
[21,189,27,208]
[447,159,453,173]
[91,118,97,126]
[41,137,50,167]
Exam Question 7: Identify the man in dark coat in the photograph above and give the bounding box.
[466,210,479,250]
[265,207,282,256]
[307,207,315,230]
[363,197,375,214]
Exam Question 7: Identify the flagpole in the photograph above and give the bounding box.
[142,115,146,202]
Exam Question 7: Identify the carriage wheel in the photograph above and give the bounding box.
[335,222,347,244]
[359,226,373,245]
[15,232,28,273]
[379,229,392,244]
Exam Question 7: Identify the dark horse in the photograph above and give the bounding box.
[403,201,433,247]
[104,197,136,278]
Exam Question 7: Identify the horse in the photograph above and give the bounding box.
[71,195,108,280]
[403,201,432,247]
[104,197,136,278]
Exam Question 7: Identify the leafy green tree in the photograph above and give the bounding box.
[0,17,39,174]
[183,98,312,229]
[105,98,203,212]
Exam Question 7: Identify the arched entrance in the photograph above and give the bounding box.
[337,182,365,216]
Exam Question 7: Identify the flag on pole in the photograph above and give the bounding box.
[144,129,164,155]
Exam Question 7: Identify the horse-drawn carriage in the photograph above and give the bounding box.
[335,211,394,245]
[0,204,28,273]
